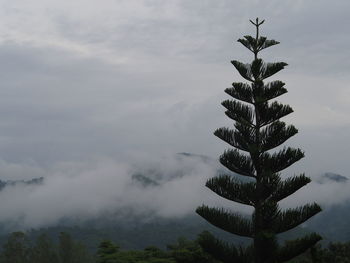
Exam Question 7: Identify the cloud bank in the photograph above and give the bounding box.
[0,154,346,229]
[0,154,222,228]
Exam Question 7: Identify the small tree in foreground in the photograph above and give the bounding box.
[196,18,322,263]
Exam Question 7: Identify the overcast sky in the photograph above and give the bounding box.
[0,0,348,173]
[0,0,348,227]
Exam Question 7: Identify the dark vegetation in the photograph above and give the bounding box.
[196,18,321,262]
[1,231,350,263]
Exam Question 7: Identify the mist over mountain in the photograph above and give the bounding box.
[317,172,348,184]
[0,153,224,230]
[0,177,43,191]
[0,152,347,248]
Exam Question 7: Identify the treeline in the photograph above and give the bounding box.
[0,231,218,263]
[1,230,350,263]
[0,231,93,263]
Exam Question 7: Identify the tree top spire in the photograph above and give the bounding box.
[249,17,265,27]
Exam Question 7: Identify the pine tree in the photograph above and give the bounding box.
[196,18,322,263]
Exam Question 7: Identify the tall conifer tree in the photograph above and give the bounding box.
[196,18,322,263]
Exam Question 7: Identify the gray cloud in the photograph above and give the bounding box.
[0,0,347,227]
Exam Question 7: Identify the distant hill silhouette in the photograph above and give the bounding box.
[317,172,348,183]
[0,177,43,191]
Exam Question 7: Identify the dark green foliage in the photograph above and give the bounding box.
[274,204,321,233]
[325,242,350,263]
[206,175,256,205]
[277,234,322,262]
[31,234,59,263]
[144,246,170,260]
[219,149,255,177]
[269,174,310,202]
[95,237,220,263]
[0,231,93,263]
[58,232,94,263]
[260,122,298,152]
[58,232,75,263]
[237,35,280,53]
[73,242,95,263]
[196,18,322,262]
[197,231,253,263]
[96,240,119,263]
[1,232,31,263]
[3,228,350,263]
[284,242,350,263]
[196,207,252,237]
[167,237,219,263]
[96,239,175,263]
[20,217,250,252]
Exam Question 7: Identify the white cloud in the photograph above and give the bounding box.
[0,154,226,228]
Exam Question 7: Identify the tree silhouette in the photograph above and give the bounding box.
[196,18,322,263]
